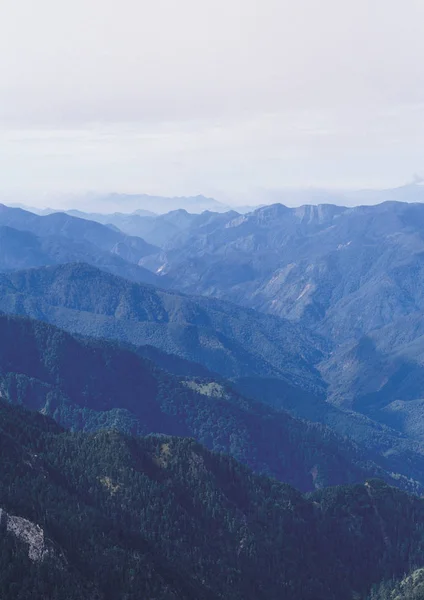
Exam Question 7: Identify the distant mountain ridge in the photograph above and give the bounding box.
[65,208,213,245]
[13,193,234,215]
[233,180,424,208]
[25,207,247,247]
[0,224,163,286]
[0,204,162,285]
[0,204,159,261]
[8,180,424,215]
[136,201,424,428]
[86,192,231,213]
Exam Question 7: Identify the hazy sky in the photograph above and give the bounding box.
[1,0,424,206]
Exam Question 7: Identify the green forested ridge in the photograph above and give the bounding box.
[117,344,424,492]
[3,201,424,599]
[5,264,424,489]
[233,375,424,490]
[0,261,326,391]
[2,401,424,600]
[0,312,398,492]
[4,262,424,492]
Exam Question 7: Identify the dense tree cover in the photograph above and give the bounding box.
[0,261,325,390]
[234,375,424,491]
[0,312,409,493]
[2,263,424,493]
[368,569,424,599]
[1,401,424,600]
[118,345,424,494]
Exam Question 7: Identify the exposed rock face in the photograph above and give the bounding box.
[0,507,51,562]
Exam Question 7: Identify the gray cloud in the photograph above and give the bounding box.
[0,0,423,204]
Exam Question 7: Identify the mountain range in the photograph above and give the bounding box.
[67,208,239,246]
[0,311,399,492]
[13,192,234,215]
[0,203,159,263]
[1,265,424,493]
[3,399,424,600]
[0,262,324,389]
[3,198,424,597]
[0,204,161,285]
[228,180,424,208]
[132,201,424,440]
[9,179,424,215]
[3,201,424,456]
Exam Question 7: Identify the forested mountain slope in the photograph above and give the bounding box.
[0,204,159,262]
[0,262,325,391]
[2,266,424,490]
[136,201,424,428]
[0,225,160,285]
[143,202,424,333]
[2,401,424,600]
[0,312,396,492]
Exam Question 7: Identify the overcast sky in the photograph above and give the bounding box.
[1,0,424,206]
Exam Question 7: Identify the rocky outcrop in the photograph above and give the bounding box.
[0,507,52,562]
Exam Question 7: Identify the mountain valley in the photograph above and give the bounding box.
[2,200,424,598]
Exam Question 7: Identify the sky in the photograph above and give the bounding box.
[0,0,424,208]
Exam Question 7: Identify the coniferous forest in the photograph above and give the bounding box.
[3,399,424,600]
[3,203,424,598]
[3,0,424,595]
